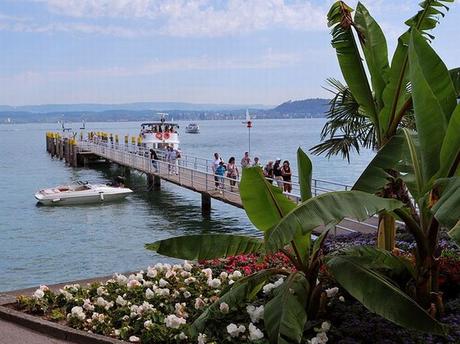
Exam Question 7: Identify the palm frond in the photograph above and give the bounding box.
[310,78,377,162]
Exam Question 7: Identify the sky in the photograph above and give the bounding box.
[0,0,458,106]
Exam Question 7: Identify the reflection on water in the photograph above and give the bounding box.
[0,120,373,291]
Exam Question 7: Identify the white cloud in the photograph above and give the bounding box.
[30,0,328,37]
[0,50,304,83]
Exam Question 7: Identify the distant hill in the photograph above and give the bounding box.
[0,102,271,113]
[0,98,330,123]
[270,98,329,117]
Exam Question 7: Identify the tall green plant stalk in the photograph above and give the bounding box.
[314,0,457,251]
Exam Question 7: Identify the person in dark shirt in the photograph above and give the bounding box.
[281,160,292,193]
[273,158,283,189]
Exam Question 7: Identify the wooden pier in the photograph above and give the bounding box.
[45,133,379,236]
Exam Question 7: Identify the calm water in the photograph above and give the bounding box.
[0,119,373,291]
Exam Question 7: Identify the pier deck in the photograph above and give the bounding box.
[46,136,380,236]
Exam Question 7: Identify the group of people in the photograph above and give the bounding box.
[211,152,292,193]
[149,146,181,174]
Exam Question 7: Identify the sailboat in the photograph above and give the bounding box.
[242,109,252,125]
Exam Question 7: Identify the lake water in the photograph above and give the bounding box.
[0,119,373,292]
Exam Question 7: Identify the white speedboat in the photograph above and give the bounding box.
[35,182,133,205]
[185,123,200,134]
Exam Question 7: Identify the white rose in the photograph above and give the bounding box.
[127,279,141,289]
[220,271,228,280]
[33,289,45,299]
[249,323,264,341]
[144,320,154,330]
[164,314,186,329]
[226,323,246,337]
[197,333,207,344]
[207,278,221,289]
[230,270,242,279]
[183,291,192,299]
[96,287,107,296]
[194,298,205,310]
[184,277,196,285]
[202,268,213,279]
[83,299,95,311]
[219,302,229,314]
[325,287,339,298]
[321,321,331,332]
[183,261,193,272]
[159,278,169,287]
[181,271,191,278]
[71,306,86,320]
[146,267,158,278]
[116,296,127,306]
[129,336,140,342]
[145,288,155,299]
[246,305,264,323]
[339,296,345,302]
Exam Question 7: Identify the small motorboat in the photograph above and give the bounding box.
[185,123,200,134]
[35,181,133,205]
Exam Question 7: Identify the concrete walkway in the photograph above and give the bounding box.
[0,319,70,344]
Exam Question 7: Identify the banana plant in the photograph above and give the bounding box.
[312,0,458,250]
[146,148,447,342]
[339,29,460,318]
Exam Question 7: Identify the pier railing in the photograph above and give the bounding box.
[78,140,351,199]
[75,139,379,235]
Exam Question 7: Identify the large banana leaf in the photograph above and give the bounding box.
[327,2,377,123]
[409,29,451,181]
[379,32,411,137]
[145,234,264,260]
[240,167,310,265]
[352,129,423,199]
[450,67,460,98]
[240,167,295,231]
[354,2,389,110]
[431,177,460,231]
[264,272,309,344]
[297,147,312,201]
[405,0,454,36]
[380,0,453,138]
[437,104,460,178]
[191,269,280,333]
[265,191,402,253]
[328,255,446,334]
[340,246,415,280]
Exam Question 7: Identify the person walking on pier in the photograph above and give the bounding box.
[227,157,239,192]
[241,152,251,169]
[264,161,274,184]
[150,149,158,173]
[281,160,292,193]
[215,161,227,191]
[252,156,262,168]
[212,153,222,189]
[273,158,283,189]
[169,147,178,174]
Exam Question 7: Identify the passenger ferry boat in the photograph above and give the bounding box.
[140,113,180,150]
[185,123,200,134]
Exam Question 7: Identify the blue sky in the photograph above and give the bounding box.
[0,0,458,106]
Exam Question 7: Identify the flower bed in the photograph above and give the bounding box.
[11,232,460,343]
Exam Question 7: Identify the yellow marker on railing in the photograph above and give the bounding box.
[131,136,136,145]
[115,134,119,143]
[124,135,129,144]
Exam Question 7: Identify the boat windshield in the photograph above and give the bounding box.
[141,123,179,134]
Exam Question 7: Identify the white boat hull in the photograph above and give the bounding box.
[35,184,133,206]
